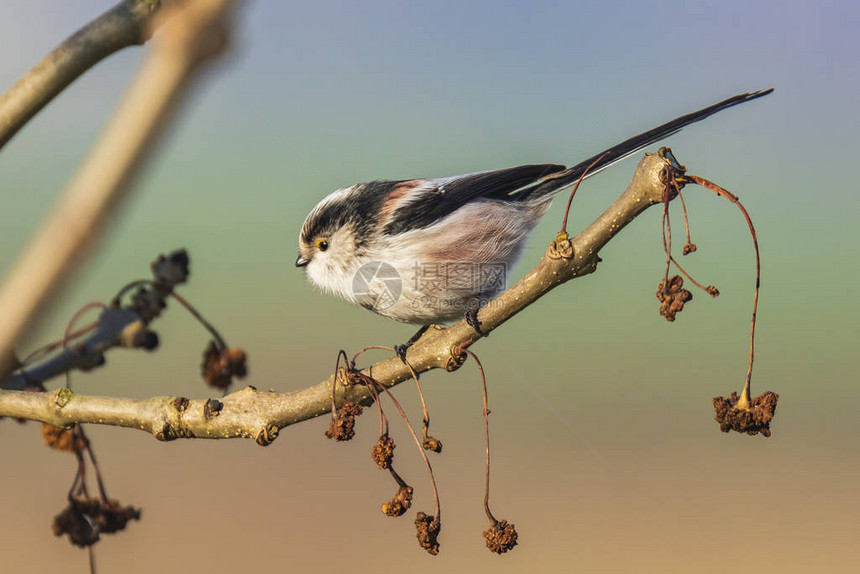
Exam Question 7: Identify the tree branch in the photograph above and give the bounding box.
[0,0,241,379]
[0,151,676,444]
[0,0,173,151]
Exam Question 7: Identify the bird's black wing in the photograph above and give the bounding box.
[383,163,566,235]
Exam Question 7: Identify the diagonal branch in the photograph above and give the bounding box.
[0,0,175,151]
[0,151,678,444]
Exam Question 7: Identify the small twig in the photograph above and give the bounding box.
[330,350,350,421]
[660,180,674,288]
[677,188,694,248]
[169,292,228,349]
[560,153,607,234]
[669,255,717,296]
[20,321,99,367]
[353,346,432,443]
[463,349,497,523]
[684,175,761,408]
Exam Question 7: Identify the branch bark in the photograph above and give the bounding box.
[0,0,173,151]
[0,151,677,444]
[0,0,240,378]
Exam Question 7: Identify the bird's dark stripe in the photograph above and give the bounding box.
[301,181,400,249]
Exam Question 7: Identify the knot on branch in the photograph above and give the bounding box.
[255,423,279,447]
[171,396,190,413]
[203,398,223,419]
[54,387,74,408]
[445,346,467,372]
[155,421,193,441]
[546,231,574,260]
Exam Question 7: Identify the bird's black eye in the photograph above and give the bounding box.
[317,239,329,252]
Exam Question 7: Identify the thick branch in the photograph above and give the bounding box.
[0,0,173,151]
[0,152,675,444]
[0,0,239,378]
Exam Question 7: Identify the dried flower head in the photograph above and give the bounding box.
[682,243,698,255]
[656,275,693,321]
[371,435,395,469]
[201,341,248,391]
[325,402,363,441]
[382,485,413,517]
[52,497,141,547]
[483,519,519,554]
[706,285,720,297]
[713,391,779,437]
[414,512,441,555]
[41,423,86,453]
[151,249,190,287]
[422,435,443,453]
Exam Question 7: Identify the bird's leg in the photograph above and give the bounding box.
[395,324,430,364]
[464,295,487,337]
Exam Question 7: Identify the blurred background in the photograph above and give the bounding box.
[1,0,858,572]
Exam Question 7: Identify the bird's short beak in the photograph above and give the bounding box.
[295,256,310,268]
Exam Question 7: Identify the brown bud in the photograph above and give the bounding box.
[706,285,720,297]
[483,519,519,554]
[713,391,779,437]
[381,486,413,517]
[371,435,395,469]
[414,512,441,555]
[325,402,363,441]
[682,243,698,256]
[41,423,86,453]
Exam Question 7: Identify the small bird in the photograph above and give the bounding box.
[296,90,772,342]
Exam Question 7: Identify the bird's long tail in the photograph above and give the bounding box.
[524,89,773,199]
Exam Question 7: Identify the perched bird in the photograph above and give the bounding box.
[296,89,772,341]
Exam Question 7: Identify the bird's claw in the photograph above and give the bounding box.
[465,307,486,337]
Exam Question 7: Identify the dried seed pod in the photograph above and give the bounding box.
[713,391,779,437]
[151,249,190,286]
[41,423,86,453]
[371,435,395,469]
[52,497,141,547]
[325,402,363,441]
[381,485,413,517]
[656,275,693,321]
[483,519,518,554]
[682,243,698,255]
[422,435,443,453]
[201,341,248,391]
[414,512,441,555]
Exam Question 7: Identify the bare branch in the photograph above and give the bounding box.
[0,151,675,443]
[1,250,190,391]
[0,0,241,379]
[0,0,173,151]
